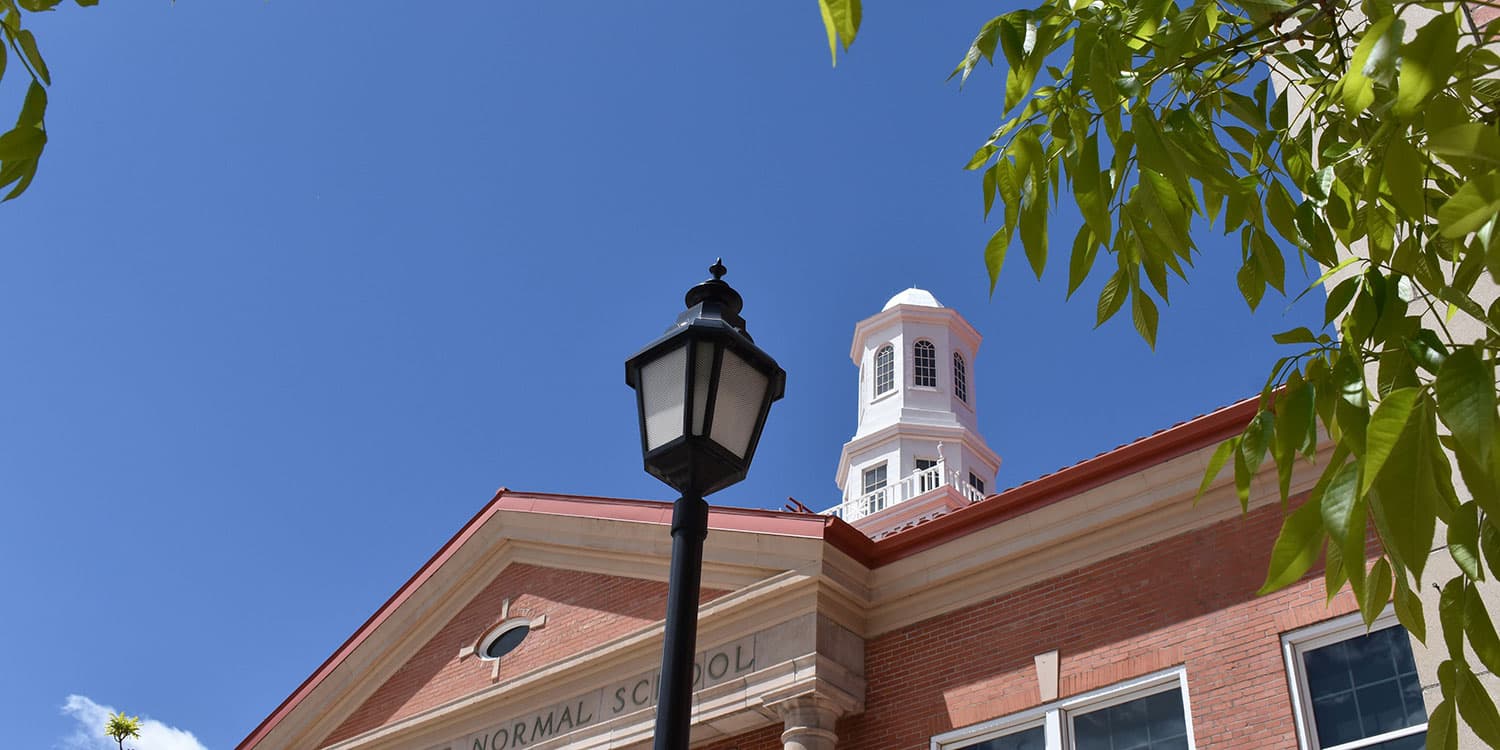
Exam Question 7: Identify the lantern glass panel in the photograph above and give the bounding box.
[709,347,769,459]
[691,342,716,436]
[640,344,688,450]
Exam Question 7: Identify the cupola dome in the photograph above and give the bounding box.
[881,288,942,311]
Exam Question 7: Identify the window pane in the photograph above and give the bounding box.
[958,726,1046,750]
[1366,732,1427,750]
[1072,688,1188,750]
[914,341,937,387]
[953,353,968,402]
[875,346,895,396]
[1348,627,1402,685]
[1301,625,1427,749]
[1304,641,1354,697]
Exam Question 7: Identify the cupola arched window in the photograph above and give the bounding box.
[913,340,936,387]
[874,345,895,396]
[953,352,968,403]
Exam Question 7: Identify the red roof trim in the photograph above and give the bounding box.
[866,396,1258,566]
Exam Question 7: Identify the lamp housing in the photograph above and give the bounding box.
[625,261,786,497]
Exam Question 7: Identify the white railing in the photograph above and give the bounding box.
[822,461,986,522]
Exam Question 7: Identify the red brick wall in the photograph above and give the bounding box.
[700,725,783,750]
[323,563,727,745]
[831,499,1357,750]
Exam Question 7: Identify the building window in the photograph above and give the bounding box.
[1283,611,1427,750]
[1070,688,1189,749]
[914,340,937,387]
[864,462,882,516]
[954,352,968,403]
[936,669,1195,750]
[863,464,888,494]
[875,345,895,396]
[969,472,986,495]
[917,458,940,492]
[478,621,531,661]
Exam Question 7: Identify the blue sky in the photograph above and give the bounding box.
[0,2,1323,748]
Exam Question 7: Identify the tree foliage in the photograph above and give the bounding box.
[821,0,1500,744]
[105,710,141,750]
[0,0,93,202]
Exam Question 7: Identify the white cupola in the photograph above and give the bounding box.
[829,288,1002,530]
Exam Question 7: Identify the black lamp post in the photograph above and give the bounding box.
[625,259,786,750]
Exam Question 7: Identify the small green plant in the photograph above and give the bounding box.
[104,711,141,750]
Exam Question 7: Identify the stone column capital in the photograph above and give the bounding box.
[764,694,848,750]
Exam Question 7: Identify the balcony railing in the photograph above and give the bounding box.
[822,461,986,522]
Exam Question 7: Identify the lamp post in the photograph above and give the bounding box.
[625,259,786,750]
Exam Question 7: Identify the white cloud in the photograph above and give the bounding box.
[60,695,210,750]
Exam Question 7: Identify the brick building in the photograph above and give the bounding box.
[238,291,1429,750]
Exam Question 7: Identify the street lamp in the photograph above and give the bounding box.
[625,259,785,750]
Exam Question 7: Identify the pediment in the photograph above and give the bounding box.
[322,562,730,744]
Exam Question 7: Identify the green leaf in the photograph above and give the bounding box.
[1448,502,1484,581]
[1392,567,1426,643]
[1405,329,1450,374]
[1369,396,1445,581]
[0,123,44,163]
[1325,539,1349,601]
[1325,276,1359,327]
[1266,181,1300,246]
[1196,437,1237,505]
[1237,257,1265,311]
[1340,16,1402,112]
[1132,288,1159,349]
[1430,123,1500,167]
[17,78,45,128]
[1456,662,1500,747]
[1435,348,1495,471]
[1320,459,1362,549]
[1066,226,1097,299]
[1020,187,1049,280]
[1440,576,1465,656]
[1251,228,1285,294]
[1427,700,1458,750]
[1395,12,1458,119]
[817,0,862,65]
[1259,493,1326,594]
[14,28,49,86]
[1484,520,1500,580]
[1439,173,1500,238]
[1360,557,1392,626]
[1466,586,1500,675]
[981,164,997,218]
[1272,327,1317,345]
[1075,133,1112,244]
[1363,387,1420,495]
[985,226,1010,294]
[1382,136,1427,217]
[1096,269,1127,326]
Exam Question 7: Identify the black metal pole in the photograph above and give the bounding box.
[653,491,709,750]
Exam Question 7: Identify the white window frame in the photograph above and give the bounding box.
[953,351,969,404]
[913,339,938,388]
[916,457,940,492]
[874,344,896,397]
[932,667,1196,750]
[1282,609,1427,750]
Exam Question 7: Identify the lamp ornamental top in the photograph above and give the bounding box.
[682,258,747,335]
